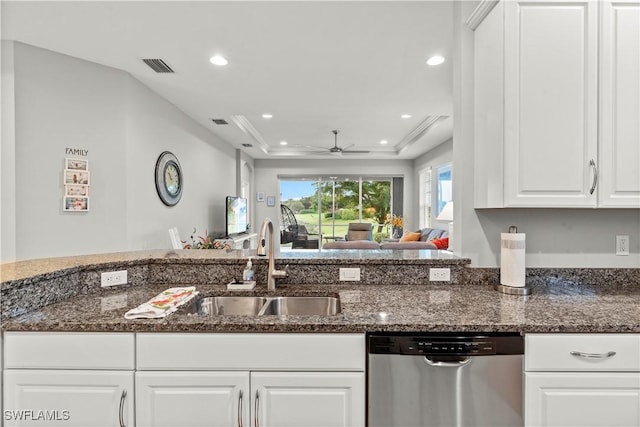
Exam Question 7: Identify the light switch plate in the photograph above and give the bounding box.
[339,268,361,281]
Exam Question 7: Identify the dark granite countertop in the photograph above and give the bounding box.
[1,250,638,334]
[3,281,638,333]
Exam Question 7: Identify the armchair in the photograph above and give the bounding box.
[345,223,373,241]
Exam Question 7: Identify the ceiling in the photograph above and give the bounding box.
[1,1,454,160]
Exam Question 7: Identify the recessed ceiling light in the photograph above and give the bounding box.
[262,114,273,119]
[401,114,412,119]
[426,55,445,66]
[380,140,388,145]
[280,141,288,146]
[209,55,228,66]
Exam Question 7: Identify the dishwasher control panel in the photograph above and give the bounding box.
[368,333,524,356]
[402,340,495,355]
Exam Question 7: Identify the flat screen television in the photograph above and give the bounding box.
[225,196,248,237]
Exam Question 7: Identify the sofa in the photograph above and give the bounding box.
[379,227,448,250]
[322,227,448,250]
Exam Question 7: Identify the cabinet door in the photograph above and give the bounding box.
[3,370,133,427]
[504,0,598,207]
[136,371,249,427]
[599,0,640,207]
[252,372,365,427]
[525,372,640,426]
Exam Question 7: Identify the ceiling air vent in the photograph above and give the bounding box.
[142,58,174,73]
[242,143,253,148]
[211,118,229,125]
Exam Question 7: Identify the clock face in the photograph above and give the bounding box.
[155,152,183,206]
[164,162,180,196]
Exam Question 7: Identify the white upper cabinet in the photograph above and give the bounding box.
[599,0,640,207]
[473,0,640,208]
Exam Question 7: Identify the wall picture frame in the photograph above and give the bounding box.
[257,191,265,202]
[266,196,275,207]
[63,196,90,212]
[64,169,90,185]
[65,158,88,171]
[65,185,89,197]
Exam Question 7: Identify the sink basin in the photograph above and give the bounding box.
[183,296,341,316]
[185,296,267,316]
[258,297,341,316]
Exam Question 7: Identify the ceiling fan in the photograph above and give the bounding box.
[306,130,370,155]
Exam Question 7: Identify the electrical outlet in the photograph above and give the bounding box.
[616,235,630,256]
[429,268,451,282]
[101,270,128,287]
[339,268,361,281]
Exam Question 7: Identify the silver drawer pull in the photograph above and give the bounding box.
[570,350,616,359]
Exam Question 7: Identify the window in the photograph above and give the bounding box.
[418,167,432,228]
[436,163,452,216]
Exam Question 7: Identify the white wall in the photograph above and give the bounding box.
[2,42,237,261]
[253,158,414,249]
[453,2,640,268]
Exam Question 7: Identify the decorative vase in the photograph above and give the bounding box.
[392,227,403,239]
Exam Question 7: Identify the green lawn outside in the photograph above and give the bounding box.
[292,213,388,241]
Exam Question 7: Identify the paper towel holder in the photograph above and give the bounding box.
[494,283,531,296]
[495,225,531,296]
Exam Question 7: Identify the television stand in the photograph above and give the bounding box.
[215,233,258,250]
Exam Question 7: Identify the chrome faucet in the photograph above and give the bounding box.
[257,217,287,290]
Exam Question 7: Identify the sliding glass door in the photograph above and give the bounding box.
[280,176,394,250]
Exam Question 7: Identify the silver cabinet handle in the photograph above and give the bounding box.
[254,389,260,427]
[570,350,616,359]
[238,389,244,427]
[589,159,598,194]
[118,389,127,427]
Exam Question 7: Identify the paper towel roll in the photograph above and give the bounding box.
[500,233,526,287]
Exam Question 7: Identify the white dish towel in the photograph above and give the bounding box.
[124,287,197,319]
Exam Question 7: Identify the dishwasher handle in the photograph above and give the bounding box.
[423,356,472,367]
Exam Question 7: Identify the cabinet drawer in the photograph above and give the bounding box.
[137,333,365,371]
[525,334,640,372]
[4,332,135,369]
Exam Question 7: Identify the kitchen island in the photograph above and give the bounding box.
[1,250,639,427]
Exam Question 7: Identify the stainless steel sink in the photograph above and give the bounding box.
[258,297,341,316]
[183,296,340,316]
[185,296,267,316]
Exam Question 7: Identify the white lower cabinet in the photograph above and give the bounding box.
[3,370,134,427]
[3,332,136,426]
[252,372,364,427]
[525,372,640,427]
[135,371,364,427]
[135,371,249,427]
[135,333,366,427]
[525,334,640,427]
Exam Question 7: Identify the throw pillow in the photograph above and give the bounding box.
[400,231,421,242]
[431,237,449,249]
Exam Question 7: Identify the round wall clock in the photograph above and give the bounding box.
[155,151,183,206]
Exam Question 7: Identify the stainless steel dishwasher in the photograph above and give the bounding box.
[368,333,524,427]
